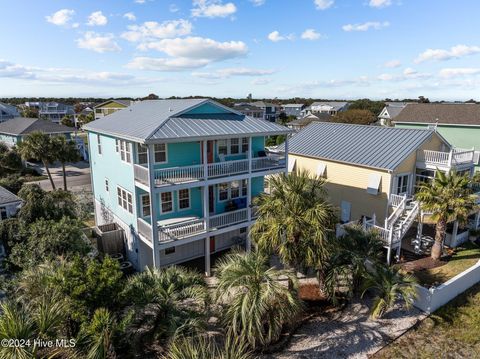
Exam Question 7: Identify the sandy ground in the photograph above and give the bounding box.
[264,298,426,359]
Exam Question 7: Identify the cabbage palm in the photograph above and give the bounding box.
[17,131,57,190]
[122,266,208,349]
[51,136,80,190]
[164,335,252,359]
[416,170,478,260]
[251,169,337,270]
[83,308,117,359]
[362,266,418,319]
[324,225,385,303]
[215,250,302,350]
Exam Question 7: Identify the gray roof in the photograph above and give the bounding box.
[283,103,305,108]
[310,101,349,110]
[0,186,21,206]
[84,99,291,143]
[393,103,480,126]
[283,122,440,171]
[288,113,331,126]
[379,105,405,119]
[0,118,73,136]
[250,101,277,108]
[0,102,19,116]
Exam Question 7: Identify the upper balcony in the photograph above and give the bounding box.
[134,154,286,188]
[416,148,475,171]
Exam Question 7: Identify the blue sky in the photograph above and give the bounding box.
[1,0,480,100]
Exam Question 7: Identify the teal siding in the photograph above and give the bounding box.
[251,176,264,196]
[183,103,230,115]
[153,141,202,169]
[0,134,19,146]
[89,132,137,228]
[154,187,204,222]
[252,136,265,157]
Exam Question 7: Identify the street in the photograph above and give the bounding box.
[28,161,92,192]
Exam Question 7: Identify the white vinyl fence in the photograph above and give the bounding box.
[413,259,480,313]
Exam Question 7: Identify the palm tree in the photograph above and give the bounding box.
[215,250,302,350]
[251,169,337,271]
[122,266,208,351]
[51,136,80,190]
[324,225,385,303]
[83,308,117,359]
[361,266,417,319]
[17,131,57,190]
[416,170,478,260]
[164,335,252,359]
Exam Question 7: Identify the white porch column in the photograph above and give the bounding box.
[147,144,161,269]
[248,137,252,173]
[203,184,211,276]
[475,211,480,229]
[205,237,211,277]
[203,140,208,180]
[284,135,289,175]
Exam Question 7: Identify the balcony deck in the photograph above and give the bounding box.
[137,207,257,244]
[134,155,286,188]
[416,148,475,170]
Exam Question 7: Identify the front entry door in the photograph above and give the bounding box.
[396,174,409,195]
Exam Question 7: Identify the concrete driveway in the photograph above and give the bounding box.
[28,161,91,192]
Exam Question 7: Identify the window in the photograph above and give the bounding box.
[161,192,173,213]
[396,174,409,195]
[242,137,249,153]
[97,134,102,155]
[165,247,176,255]
[115,139,119,153]
[178,189,190,210]
[218,140,228,155]
[140,194,151,217]
[241,179,248,197]
[105,178,109,192]
[219,183,229,201]
[119,140,132,163]
[230,138,239,154]
[137,144,148,165]
[231,180,240,198]
[117,187,133,213]
[154,143,167,163]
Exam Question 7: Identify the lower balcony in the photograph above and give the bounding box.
[134,155,286,187]
[137,207,257,244]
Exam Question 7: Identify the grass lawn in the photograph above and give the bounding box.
[414,242,480,286]
[374,282,480,358]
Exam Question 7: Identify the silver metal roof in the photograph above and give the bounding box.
[0,118,73,136]
[283,122,438,171]
[84,99,292,142]
[0,186,21,206]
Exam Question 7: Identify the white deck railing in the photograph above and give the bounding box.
[154,165,205,186]
[134,164,150,185]
[159,218,206,242]
[389,193,406,208]
[207,159,249,178]
[385,195,407,229]
[252,156,286,172]
[417,148,475,168]
[137,217,152,242]
[209,208,249,229]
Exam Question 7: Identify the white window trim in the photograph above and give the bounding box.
[137,143,148,165]
[154,143,168,164]
[160,191,174,214]
[177,188,191,211]
[216,138,249,157]
[217,181,248,202]
[119,140,132,165]
[140,193,151,218]
[395,172,411,195]
[105,178,109,193]
[116,186,133,214]
[97,134,102,155]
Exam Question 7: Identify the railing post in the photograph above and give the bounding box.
[448,150,453,167]
[203,141,208,180]
[147,144,161,269]
[248,137,252,174]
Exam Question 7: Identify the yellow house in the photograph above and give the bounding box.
[285,122,480,262]
[94,99,133,120]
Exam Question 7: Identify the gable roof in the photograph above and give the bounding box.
[94,99,132,109]
[283,122,440,171]
[288,113,331,126]
[0,102,19,116]
[0,186,21,206]
[283,103,305,108]
[310,101,349,110]
[0,118,73,136]
[379,105,405,119]
[393,103,480,126]
[84,99,292,143]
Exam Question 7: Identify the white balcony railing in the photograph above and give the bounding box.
[388,193,406,208]
[154,165,205,186]
[252,156,286,172]
[134,164,149,186]
[209,208,249,229]
[417,148,475,168]
[159,218,206,242]
[137,217,153,242]
[207,159,249,178]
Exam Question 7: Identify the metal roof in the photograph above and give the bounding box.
[0,102,19,116]
[0,186,21,206]
[84,99,292,142]
[0,118,73,136]
[283,122,439,171]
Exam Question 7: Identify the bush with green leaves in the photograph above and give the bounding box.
[164,335,252,359]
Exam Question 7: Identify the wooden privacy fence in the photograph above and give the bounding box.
[95,223,125,255]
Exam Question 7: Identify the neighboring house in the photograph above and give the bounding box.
[74,107,94,128]
[0,186,22,221]
[287,113,331,131]
[39,102,75,123]
[378,102,407,126]
[307,101,350,116]
[233,104,264,119]
[0,102,20,122]
[392,103,480,169]
[283,122,480,263]
[282,104,305,119]
[83,99,292,273]
[0,118,73,147]
[249,101,278,122]
[94,99,133,120]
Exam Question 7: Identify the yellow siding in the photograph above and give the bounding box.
[99,101,128,109]
[290,154,391,224]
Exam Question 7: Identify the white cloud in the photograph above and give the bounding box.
[121,20,193,42]
[252,78,271,85]
[250,0,266,6]
[192,67,275,79]
[87,11,108,26]
[301,29,322,40]
[76,32,121,53]
[170,4,180,12]
[45,9,75,27]
[123,12,137,21]
[126,57,210,71]
[415,45,480,63]
[369,0,392,8]
[267,31,294,42]
[377,73,394,81]
[314,0,334,10]
[439,68,480,78]
[191,0,237,18]
[384,59,401,68]
[342,21,390,32]
[135,0,146,3]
